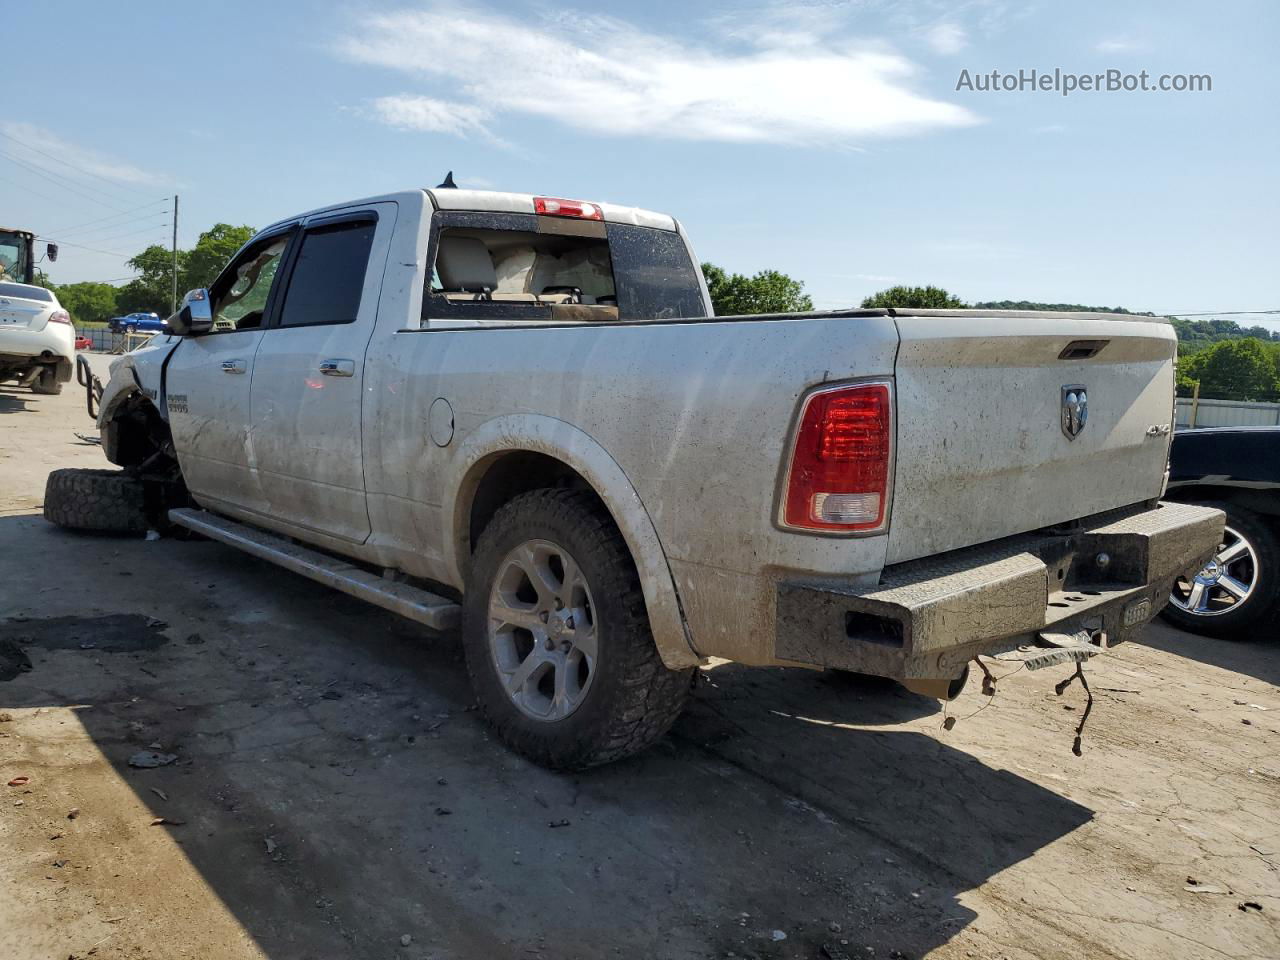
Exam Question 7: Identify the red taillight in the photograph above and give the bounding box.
[782,382,892,532]
[48,309,71,325]
[534,196,603,220]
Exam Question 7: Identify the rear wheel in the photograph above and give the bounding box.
[43,468,149,535]
[30,367,62,395]
[462,488,693,769]
[1161,502,1279,640]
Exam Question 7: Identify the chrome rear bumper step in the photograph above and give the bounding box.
[167,508,460,632]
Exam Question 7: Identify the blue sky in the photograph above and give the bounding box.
[4,0,1277,329]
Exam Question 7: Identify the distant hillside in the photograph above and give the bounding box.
[1168,317,1280,349]
[972,301,1159,316]
[973,301,1279,350]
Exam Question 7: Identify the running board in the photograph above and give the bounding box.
[167,508,460,632]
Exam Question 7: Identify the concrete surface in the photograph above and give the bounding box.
[1,362,1277,960]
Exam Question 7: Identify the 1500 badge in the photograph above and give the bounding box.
[167,394,188,414]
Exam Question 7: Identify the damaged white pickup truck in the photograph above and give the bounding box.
[47,186,1224,768]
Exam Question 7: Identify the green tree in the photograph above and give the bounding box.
[117,243,183,315]
[974,300,1156,316]
[114,223,255,316]
[861,285,966,309]
[54,282,118,326]
[1178,338,1280,401]
[184,223,254,290]
[701,262,813,316]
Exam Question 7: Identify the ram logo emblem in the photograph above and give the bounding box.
[1061,385,1088,440]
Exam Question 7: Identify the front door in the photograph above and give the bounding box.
[248,205,393,543]
[166,230,293,516]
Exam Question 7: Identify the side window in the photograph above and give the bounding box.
[607,224,707,321]
[209,236,289,332]
[277,220,376,327]
[425,214,620,323]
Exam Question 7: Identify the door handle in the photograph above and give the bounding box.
[221,359,247,375]
[319,359,355,378]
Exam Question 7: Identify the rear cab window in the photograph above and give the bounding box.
[0,282,53,302]
[423,211,706,325]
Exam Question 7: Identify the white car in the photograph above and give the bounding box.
[0,280,74,395]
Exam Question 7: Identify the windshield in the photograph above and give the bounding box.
[0,230,32,283]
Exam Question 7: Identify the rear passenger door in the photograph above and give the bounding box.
[248,203,396,544]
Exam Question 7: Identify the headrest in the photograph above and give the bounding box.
[437,236,497,292]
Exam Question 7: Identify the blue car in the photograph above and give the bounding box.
[107,311,167,335]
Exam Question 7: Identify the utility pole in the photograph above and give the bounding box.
[171,194,179,314]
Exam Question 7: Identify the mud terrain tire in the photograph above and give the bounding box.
[463,488,693,770]
[43,468,149,534]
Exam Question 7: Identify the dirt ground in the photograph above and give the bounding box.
[1,361,1277,960]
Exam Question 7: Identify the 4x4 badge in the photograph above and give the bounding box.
[1061,385,1088,440]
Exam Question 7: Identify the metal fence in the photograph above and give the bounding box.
[78,328,159,354]
[1176,397,1280,428]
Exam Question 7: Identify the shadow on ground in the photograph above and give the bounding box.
[0,386,32,414]
[1138,618,1279,687]
[1,515,1095,959]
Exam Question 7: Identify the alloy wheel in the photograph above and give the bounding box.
[487,538,597,721]
[1169,525,1259,617]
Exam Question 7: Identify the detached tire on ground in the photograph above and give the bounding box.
[43,468,149,535]
[1160,501,1280,641]
[30,368,62,395]
[462,488,693,770]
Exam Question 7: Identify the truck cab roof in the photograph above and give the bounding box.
[260,188,679,236]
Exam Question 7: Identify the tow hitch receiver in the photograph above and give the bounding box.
[1019,628,1107,671]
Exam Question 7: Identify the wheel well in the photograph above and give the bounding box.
[1165,484,1280,522]
[105,393,178,476]
[467,452,604,551]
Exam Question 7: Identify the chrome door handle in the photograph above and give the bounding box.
[319,359,355,378]
[220,359,247,374]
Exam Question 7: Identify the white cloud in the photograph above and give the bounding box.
[1095,37,1144,54]
[924,23,968,55]
[371,95,496,140]
[338,4,979,146]
[0,122,161,185]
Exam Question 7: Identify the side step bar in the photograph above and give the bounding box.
[167,508,460,632]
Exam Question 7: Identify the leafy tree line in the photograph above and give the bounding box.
[38,224,255,326]
[1169,316,1280,349]
[700,262,813,315]
[38,242,1280,402]
[704,271,1280,403]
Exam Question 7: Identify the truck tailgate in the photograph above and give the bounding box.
[887,314,1176,565]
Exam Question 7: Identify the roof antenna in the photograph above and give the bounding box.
[436,171,457,189]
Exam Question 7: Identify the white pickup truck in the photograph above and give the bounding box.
[47,186,1223,769]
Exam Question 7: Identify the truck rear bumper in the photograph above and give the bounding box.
[775,501,1224,681]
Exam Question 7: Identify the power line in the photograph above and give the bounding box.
[31,236,144,258]
[0,150,129,212]
[55,218,171,246]
[0,128,160,205]
[0,169,70,209]
[45,198,171,237]
[51,276,142,286]
[59,223,171,249]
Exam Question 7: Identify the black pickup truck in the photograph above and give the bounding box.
[1161,426,1280,639]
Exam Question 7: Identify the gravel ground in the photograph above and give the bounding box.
[1,362,1277,960]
